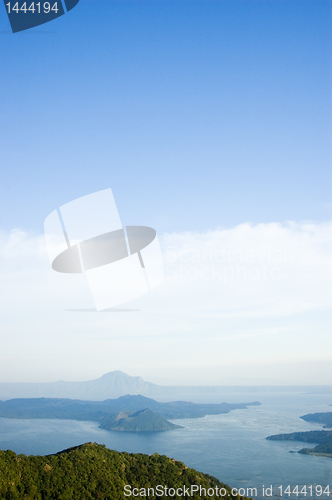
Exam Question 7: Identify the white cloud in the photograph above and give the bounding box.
[157,220,332,317]
[0,221,331,384]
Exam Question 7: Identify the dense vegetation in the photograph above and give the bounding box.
[300,412,332,428]
[267,430,332,457]
[99,409,183,432]
[0,443,251,500]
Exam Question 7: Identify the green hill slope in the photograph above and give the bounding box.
[0,443,251,500]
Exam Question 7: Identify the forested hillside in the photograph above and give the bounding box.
[0,443,250,500]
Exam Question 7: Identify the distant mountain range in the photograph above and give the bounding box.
[0,394,261,423]
[0,370,330,400]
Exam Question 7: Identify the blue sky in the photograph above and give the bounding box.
[1,0,331,234]
[0,1,331,385]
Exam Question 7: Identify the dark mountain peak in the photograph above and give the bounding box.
[54,442,99,455]
[116,394,157,404]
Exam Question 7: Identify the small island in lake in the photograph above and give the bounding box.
[99,408,183,432]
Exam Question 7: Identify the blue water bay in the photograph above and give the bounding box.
[0,391,331,497]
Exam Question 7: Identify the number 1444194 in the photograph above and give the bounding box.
[6,2,59,14]
[278,485,330,496]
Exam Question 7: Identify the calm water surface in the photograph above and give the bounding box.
[0,391,331,497]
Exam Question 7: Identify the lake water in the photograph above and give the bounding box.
[0,391,331,498]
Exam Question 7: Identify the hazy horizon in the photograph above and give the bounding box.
[1,368,332,388]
